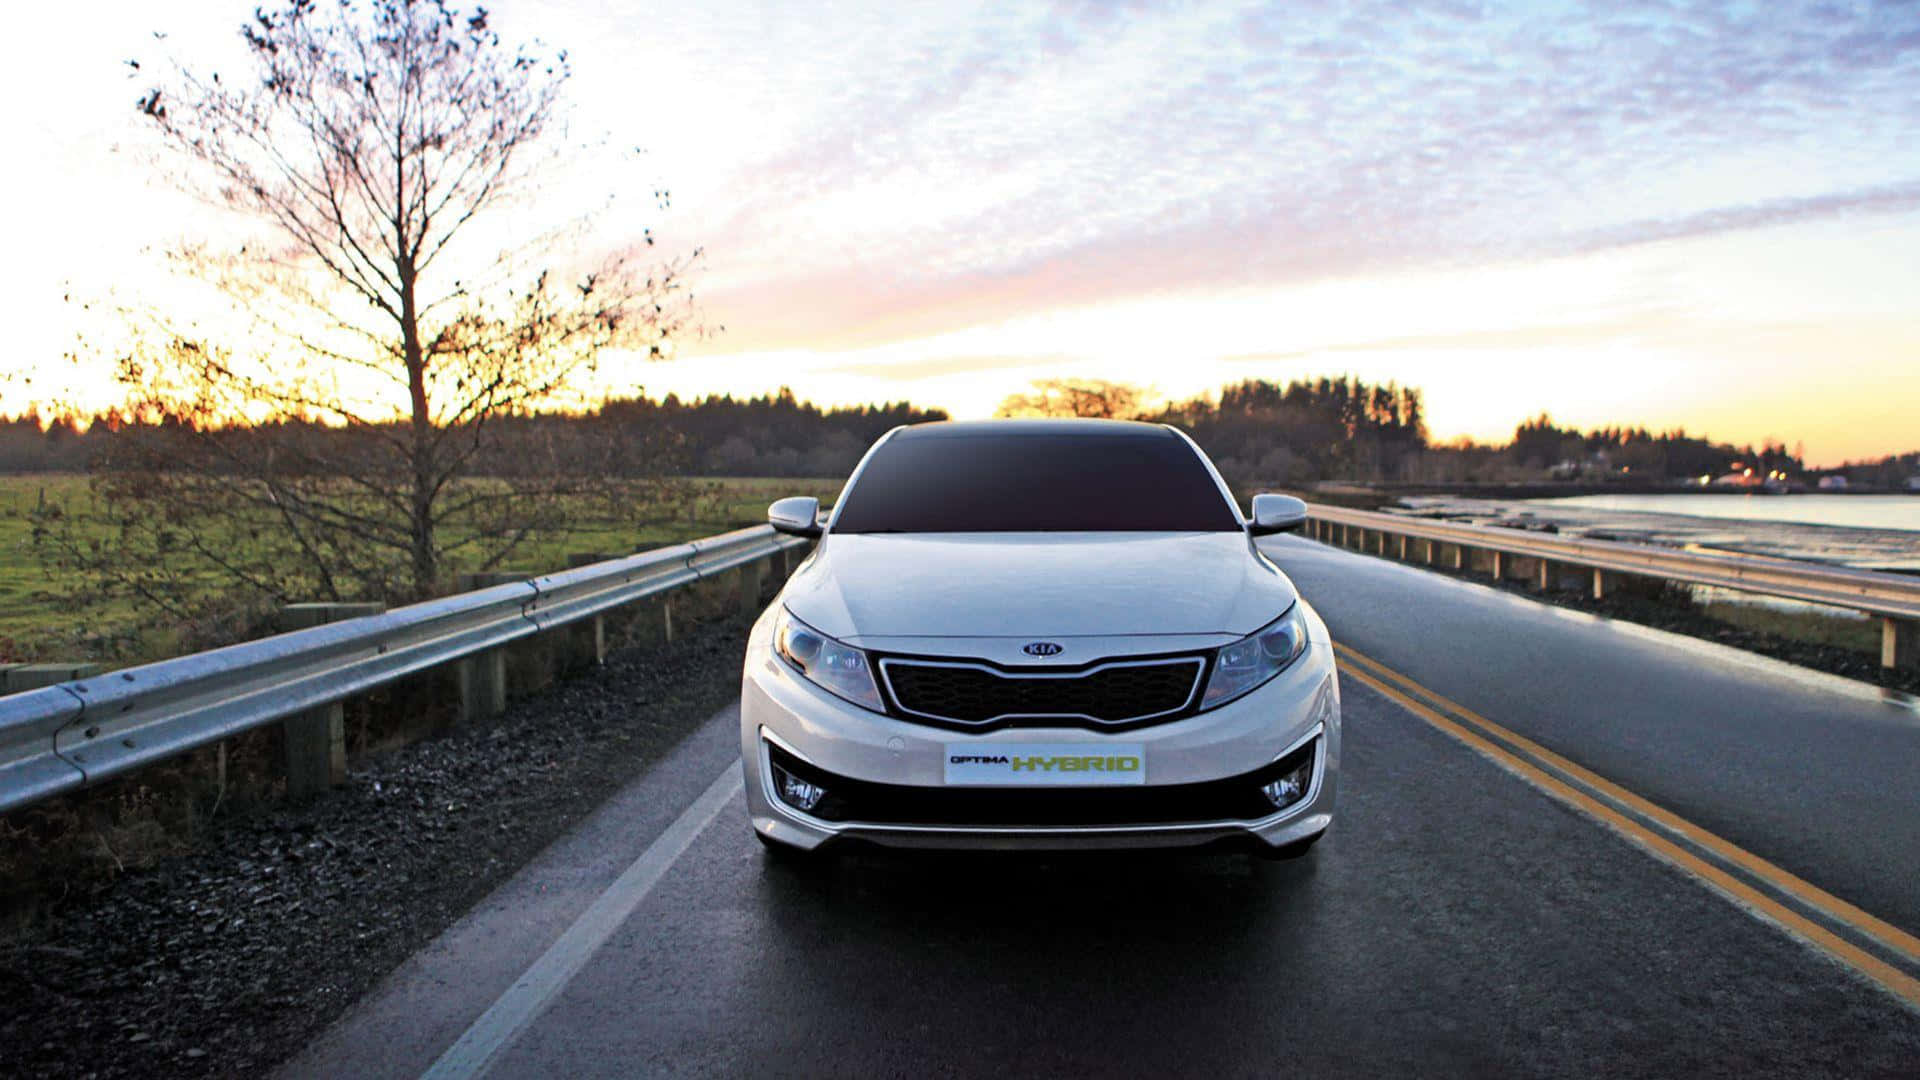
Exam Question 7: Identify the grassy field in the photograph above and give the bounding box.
[1695,597,1881,655]
[0,473,841,664]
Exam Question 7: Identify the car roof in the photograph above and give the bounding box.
[888,418,1174,441]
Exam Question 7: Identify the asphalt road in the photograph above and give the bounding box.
[285,535,1920,1078]
[1261,534,1920,938]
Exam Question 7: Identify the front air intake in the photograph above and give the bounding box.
[877,655,1205,730]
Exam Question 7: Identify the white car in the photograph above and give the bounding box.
[740,418,1340,859]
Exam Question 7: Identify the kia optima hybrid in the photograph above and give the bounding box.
[741,418,1339,858]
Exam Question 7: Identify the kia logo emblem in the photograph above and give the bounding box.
[1022,641,1064,657]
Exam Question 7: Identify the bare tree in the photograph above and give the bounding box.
[996,378,1150,420]
[75,0,699,610]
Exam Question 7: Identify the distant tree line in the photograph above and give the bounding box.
[1829,451,1920,489]
[7,379,1913,490]
[598,389,947,477]
[1500,414,1805,482]
[994,376,1908,489]
[0,412,92,473]
[1144,377,1428,487]
[0,391,946,480]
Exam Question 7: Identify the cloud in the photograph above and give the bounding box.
[632,0,1920,353]
[821,352,1077,380]
[20,0,1920,460]
[1550,180,1920,257]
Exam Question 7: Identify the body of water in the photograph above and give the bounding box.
[1399,493,1920,573]
[1527,494,1920,533]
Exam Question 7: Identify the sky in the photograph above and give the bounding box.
[4,0,1919,465]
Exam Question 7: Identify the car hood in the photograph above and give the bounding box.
[780,531,1298,644]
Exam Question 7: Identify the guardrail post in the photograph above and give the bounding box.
[777,541,812,584]
[1884,618,1919,672]
[1490,550,1504,579]
[579,615,607,668]
[1396,535,1408,560]
[457,572,541,707]
[2,662,103,693]
[1536,559,1554,592]
[278,602,383,797]
[740,557,767,618]
[458,649,508,725]
[1591,568,1611,600]
[625,596,674,649]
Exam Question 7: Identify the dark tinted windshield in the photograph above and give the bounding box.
[832,430,1241,533]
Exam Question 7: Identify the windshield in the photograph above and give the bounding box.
[831,430,1241,533]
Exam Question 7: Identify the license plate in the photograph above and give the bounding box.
[943,743,1146,786]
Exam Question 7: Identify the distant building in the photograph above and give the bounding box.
[1549,450,1613,480]
[1907,476,1920,493]
[1817,475,1849,491]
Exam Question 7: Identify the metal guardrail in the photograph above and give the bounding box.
[0,525,807,814]
[1304,504,1920,667]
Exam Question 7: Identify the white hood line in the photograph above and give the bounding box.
[781,530,1299,643]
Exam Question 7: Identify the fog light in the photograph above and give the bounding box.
[773,765,827,812]
[1260,760,1312,810]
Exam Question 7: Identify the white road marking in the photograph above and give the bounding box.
[419,761,744,1080]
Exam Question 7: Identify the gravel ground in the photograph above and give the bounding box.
[0,619,749,1080]
[1411,559,1920,697]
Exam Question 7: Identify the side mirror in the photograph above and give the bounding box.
[1248,493,1308,536]
[768,495,823,538]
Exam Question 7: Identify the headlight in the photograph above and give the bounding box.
[772,608,885,712]
[1200,604,1309,709]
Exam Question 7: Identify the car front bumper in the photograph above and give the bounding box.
[739,606,1341,853]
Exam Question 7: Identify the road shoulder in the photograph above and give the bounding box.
[280,700,744,1080]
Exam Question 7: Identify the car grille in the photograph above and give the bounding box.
[878,655,1205,729]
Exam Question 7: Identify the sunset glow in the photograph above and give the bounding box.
[5,0,1919,465]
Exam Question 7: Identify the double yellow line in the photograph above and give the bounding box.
[1335,642,1920,1011]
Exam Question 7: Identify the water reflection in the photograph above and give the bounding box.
[1402,494,1920,572]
